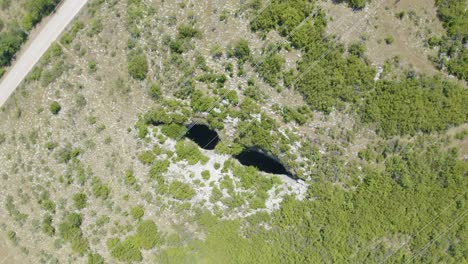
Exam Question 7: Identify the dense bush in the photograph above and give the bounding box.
[175,141,209,165]
[149,83,162,100]
[228,39,251,63]
[130,206,145,220]
[87,253,104,264]
[73,193,87,210]
[41,214,55,236]
[128,52,148,80]
[58,213,88,254]
[91,178,110,200]
[168,180,196,200]
[431,0,467,80]
[108,220,160,262]
[161,123,187,139]
[0,27,26,67]
[256,47,285,86]
[363,76,467,137]
[22,0,60,30]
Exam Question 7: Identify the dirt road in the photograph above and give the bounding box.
[0,0,89,107]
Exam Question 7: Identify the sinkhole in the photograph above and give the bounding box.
[185,124,220,150]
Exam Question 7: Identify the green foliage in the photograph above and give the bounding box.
[384,36,395,45]
[191,90,216,112]
[108,220,160,262]
[229,39,251,63]
[49,101,61,115]
[60,21,85,45]
[73,193,87,210]
[135,220,160,249]
[22,0,60,30]
[250,0,314,36]
[0,27,26,67]
[91,178,110,200]
[273,104,310,125]
[177,24,201,39]
[363,76,468,137]
[344,0,367,9]
[161,123,187,139]
[59,213,88,254]
[138,150,155,165]
[168,180,196,200]
[256,47,285,86]
[201,170,210,180]
[87,253,104,264]
[149,159,170,178]
[435,0,467,38]
[39,198,56,213]
[161,136,467,263]
[348,42,366,57]
[128,51,148,80]
[125,170,137,186]
[149,83,162,100]
[5,195,28,225]
[88,18,103,37]
[130,206,145,220]
[432,0,468,80]
[55,144,81,164]
[41,214,55,236]
[175,140,209,165]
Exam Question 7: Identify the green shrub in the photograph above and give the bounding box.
[149,83,162,99]
[201,170,210,180]
[363,76,467,137]
[175,141,209,165]
[138,151,155,165]
[22,0,60,30]
[91,178,110,200]
[73,193,87,210]
[149,160,170,178]
[168,181,195,200]
[229,39,251,62]
[108,237,142,262]
[348,42,366,57]
[384,36,394,45]
[49,101,61,115]
[0,28,26,67]
[125,170,137,186]
[346,0,367,9]
[130,206,145,220]
[108,220,160,262]
[177,24,201,39]
[42,214,55,236]
[128,52,148,80]
[87,253,104,264]
[161,123,187,139]
[58,213,88,254]
[0,133,5,145]
[256,50,285,86]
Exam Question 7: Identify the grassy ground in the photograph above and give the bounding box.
[322,0,444,77]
